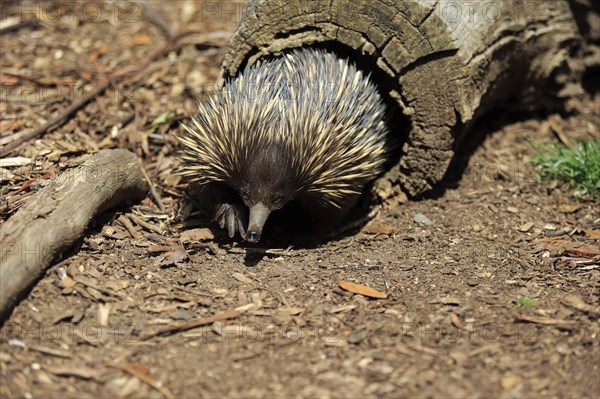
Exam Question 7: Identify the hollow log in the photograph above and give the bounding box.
[0,149,148,321]
[219,0,585,196]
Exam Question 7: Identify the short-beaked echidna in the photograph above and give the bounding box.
[178,48,390,243]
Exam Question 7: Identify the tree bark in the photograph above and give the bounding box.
[0,149,148,321]
[219,0,584,196]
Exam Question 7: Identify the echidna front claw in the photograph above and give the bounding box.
[216,203,247,239]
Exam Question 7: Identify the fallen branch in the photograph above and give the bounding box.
[0,149,148,321]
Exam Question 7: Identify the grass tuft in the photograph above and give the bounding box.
[530,139,600,199]
[516,296,537,307]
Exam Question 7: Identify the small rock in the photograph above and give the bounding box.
[105,279,130,291]
[170,82,185,98]
[413,213,433,226]
[348,328,369,344]
[435,296,461,306]
[168,309,196,321]
[517,222,535,232]
[501,375,522,390]
[178,275,197,286]
[232,272,253,284]
[59,276,77,289]
[8,339,25,348]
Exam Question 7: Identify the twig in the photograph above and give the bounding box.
[117,215,141,240]
[118,113,135,129]
[129,213,164,234]
[177,30,232,46]
[131,106,139,155]
[226,247,295,256]
[148,245,185,253]
[1,129,36,147]
[140,166,166,213]
[142,309,240,340]
[71,275,127,300]
[0,20,41,35]
[515,315,581,330]
[140,0,175,40]
[2,70,70,85]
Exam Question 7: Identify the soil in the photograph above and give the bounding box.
[1,2,599,398]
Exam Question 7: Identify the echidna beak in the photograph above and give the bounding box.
[246,202,270,244]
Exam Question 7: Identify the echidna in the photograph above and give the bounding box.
[177,48,390,243]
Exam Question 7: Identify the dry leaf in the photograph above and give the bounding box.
[558,204,580,213]
[0,157,31,167]
[583,229,600,239]
[363,224,395,235]
[538,241,600,258]
[562,295,600,316]
[212,322,257,338]
[232,273,253,284]
[97,303,111,327]
[161,249,189,266]
[109,362,174,399]
[59,276,77,288]
[324,337,348,347]
[431,296,462,306]
[133,34,153,45]
[105,279,130,291]
[548,115,571,146]
[338,280,387,299]
[450,313,465,330]
[330,304,357,313]
[87,44,107,62]
[148,245,185,253]
[277,307,304,315]
[28,344,73,359]
[45,364,101,380]
[180,228,214,243]
[501,375,522,390]
[235,303,257,313]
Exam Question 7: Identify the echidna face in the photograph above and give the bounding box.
[234,141,299,212]
[232,144,300,243]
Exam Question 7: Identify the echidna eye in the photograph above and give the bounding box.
[241,189,250,201]
[273,194,283,206]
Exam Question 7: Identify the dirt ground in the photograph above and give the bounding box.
[1,1,599,398]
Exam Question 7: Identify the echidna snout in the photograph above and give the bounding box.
[177,48,391,243]
[246,202,269,243]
